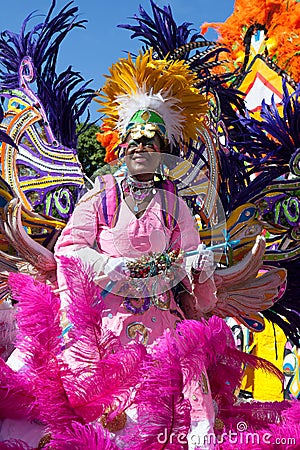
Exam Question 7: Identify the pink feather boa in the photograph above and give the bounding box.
[2,260,297,449]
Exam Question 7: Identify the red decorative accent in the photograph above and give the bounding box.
[96,123,120,163]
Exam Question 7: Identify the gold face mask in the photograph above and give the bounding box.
[129,122,159,140]
[125,109,168,143]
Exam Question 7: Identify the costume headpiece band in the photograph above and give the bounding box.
[125,109,167,141]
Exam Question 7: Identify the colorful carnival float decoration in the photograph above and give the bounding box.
[0,1,94,369]
[201,0,300,403]
[0,2,95,281]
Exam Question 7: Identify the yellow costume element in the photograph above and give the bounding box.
[237,56,295,119]
[242,321,286,401]
[200,0,300,82]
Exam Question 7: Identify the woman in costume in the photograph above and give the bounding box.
[54,50,219,449]
[0,4,293,448]
[1,48,285,450]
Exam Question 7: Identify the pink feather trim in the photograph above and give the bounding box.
[56,257,148,423]
[125,330,191,449]
[0,441,30,449]
[59,256,120,366]
[8,272,81,430]
[66,345,147,423]
[50,421,118,449]
[0,358,36,420]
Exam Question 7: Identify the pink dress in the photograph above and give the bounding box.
[54,176,216,445]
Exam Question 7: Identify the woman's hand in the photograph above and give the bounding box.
[103,257,131,281]
[191,243,215,283]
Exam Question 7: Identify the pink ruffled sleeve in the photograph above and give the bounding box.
[192,274,218,315]
[170,197,218,317]
[169,195,200,252]
[54,182,109,292]
[179,276,218,320]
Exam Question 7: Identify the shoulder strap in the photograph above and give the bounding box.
[158,179,179,230]
[95,174,121,227]
[96,175,178,229]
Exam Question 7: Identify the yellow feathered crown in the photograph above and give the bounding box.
[96,49,208,146]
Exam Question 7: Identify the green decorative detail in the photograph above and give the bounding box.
[125,109,167,140]
[129,109,165,125]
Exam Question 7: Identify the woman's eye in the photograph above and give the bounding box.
[127,142,137,149]
[126,140,157,150]
[144,142,155,149]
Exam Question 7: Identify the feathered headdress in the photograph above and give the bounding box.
[96,49,208,152]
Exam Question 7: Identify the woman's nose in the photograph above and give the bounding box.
[136,142,145,150]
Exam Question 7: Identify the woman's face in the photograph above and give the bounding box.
[123,133,162,181]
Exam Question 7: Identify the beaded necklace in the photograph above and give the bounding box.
[123,175,157,212]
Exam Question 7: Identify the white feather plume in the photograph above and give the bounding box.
[115,86,184,144]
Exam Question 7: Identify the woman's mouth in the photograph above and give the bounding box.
[132,155,149,163]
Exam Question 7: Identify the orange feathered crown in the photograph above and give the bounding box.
[95,49,208,161]
[201,0,300,82]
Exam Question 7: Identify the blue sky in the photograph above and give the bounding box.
[0,1,235,119]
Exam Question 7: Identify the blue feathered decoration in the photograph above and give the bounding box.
[118,0,228,83]
[0,1,95,149]
[219,81,300,212]
[263,259,300,347]
[231,81,299,177]
[118,0,201,58]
